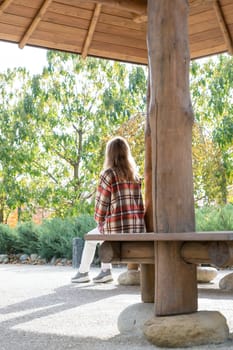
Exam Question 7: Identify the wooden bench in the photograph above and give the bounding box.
[85,231,233,316]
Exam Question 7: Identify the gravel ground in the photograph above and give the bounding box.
[0,264,233,350]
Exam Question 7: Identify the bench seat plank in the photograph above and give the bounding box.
[85,231,233,241]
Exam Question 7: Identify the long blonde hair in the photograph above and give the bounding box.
[103,136,138,181]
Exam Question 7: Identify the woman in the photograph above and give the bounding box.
[71,136,145,283]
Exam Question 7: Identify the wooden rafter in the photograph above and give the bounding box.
[213,0,233,55]
[79,0,147,15]
[19,0,53,49]
[0,0,14,16]
[82,3,102,59]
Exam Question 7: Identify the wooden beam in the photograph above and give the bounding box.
[213,0,233,55]
[0,0,14,16]
[182,241,233,267]
[79,0,147,15]
[82,3,102,59]
[19,0,53,49]
[99,241,154,264]
[85,232,233,241]
[99,240,233,267]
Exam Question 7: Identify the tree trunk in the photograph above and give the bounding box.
[0,207,4,224]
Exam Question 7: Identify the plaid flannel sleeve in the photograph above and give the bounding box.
[94,172,112,224]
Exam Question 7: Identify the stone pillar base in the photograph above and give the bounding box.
[143,311,229,348]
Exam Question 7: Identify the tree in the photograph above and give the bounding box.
[190,55,233,204]
[25,52,147,216]
[0,68,39,223]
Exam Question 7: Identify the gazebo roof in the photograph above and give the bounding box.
[0,0,232,64]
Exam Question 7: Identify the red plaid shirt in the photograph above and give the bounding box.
[94,168,145,234]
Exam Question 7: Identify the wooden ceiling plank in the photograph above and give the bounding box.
[78,0,217,20]
[0,0,14,16]
[189,0,214,6]
[213,0,233,54]
[94,31,146,50]
[19,0,53,49]
[82,3,102,58]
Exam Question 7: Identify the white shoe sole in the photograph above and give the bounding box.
[93,276,113,283]
[72,277,90,283]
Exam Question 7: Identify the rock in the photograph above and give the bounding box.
[219,272,233,290]
[37,258,47,264]
[118,303,154,336]
[19,254,29,262]
[197,266,218,283]
[118,270,140,285]
[30,254,38,262]
[143,311,229,348]
[0,254,8,263]
[50,256,57,265]
[2,256,9,263]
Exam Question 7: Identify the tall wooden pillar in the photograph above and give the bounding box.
[147,0,197,315]
[141,72,155,303]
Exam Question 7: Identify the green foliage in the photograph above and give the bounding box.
[0,224,18,254]
[1,207,233,258]
[1,50,233,218]
[196,204,233,231]
[39,215,95,260]
[0,68,41,223]
[73,214,96,239]
[16,221,41,254]
[18,52,147,218]
[191,55,233,205]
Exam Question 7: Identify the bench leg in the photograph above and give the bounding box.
[155,241,197,316]
[140,264,155,303]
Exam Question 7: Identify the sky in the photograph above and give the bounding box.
[0,41,48,74]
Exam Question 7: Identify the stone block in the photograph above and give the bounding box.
[219,272,233,290]
[118,270,140,285]
[197,266,218,283]
[143,311,229,348]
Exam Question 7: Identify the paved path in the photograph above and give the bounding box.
[0,264,233,349]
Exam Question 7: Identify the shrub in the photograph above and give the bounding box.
[0,224,18,254]
[196,204,233,231]
[16,222,41,254]
[39,215,95,260]
[73,214,96,239]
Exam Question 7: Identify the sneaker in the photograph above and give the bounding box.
[71,271,90,283]
[93,269,113,283]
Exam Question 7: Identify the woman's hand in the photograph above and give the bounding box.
[98,222,104,233]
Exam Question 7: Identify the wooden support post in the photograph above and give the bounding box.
[155,242,197,315]
[140,263,155,303]
[147,0,197,316]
